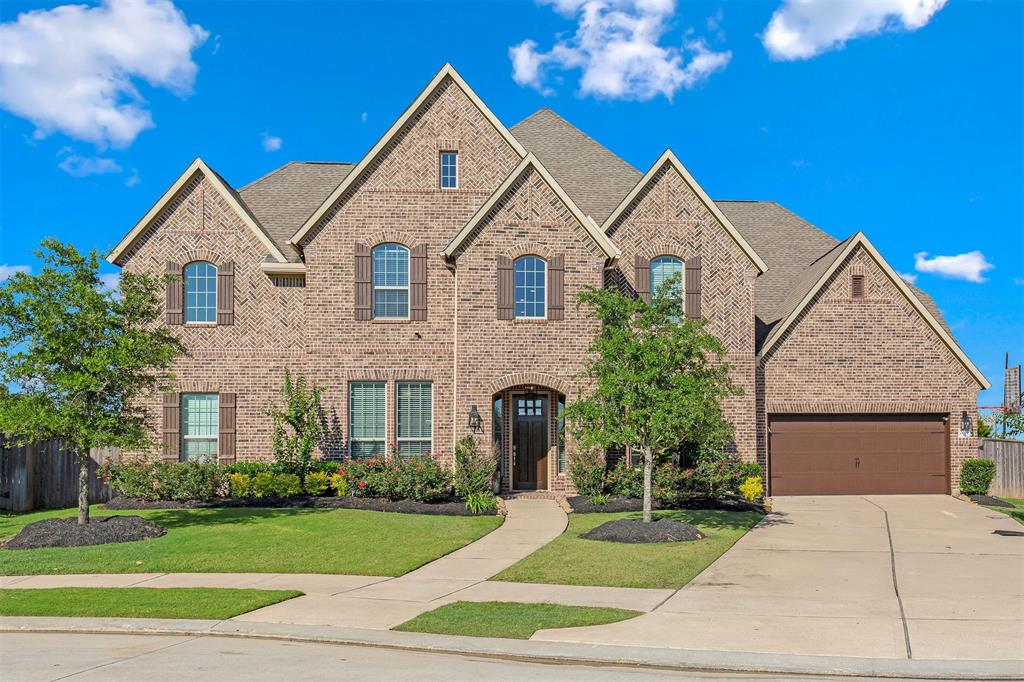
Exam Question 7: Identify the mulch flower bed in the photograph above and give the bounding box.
[582,518,705,544]
[969,494,1011,508]
[103,495,494,516]
[567,494,763,514]
[4,516,166,550]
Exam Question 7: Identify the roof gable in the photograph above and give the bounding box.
[761,231,989,389]
[442,153,620,260]
[108,158,289,265]
[601,150,768,274]
[289,64,527,248]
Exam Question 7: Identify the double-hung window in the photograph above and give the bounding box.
[349,382,386,459]
[184,261,217,323]
[650,256,684,318]
[440,151,458,189]
[181,393,218,460]
[514,256,546,319]
[396,381,432,459]
[372,244,409,319]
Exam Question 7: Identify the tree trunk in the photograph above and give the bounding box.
[642,448,653,523]
[78,453,90,525]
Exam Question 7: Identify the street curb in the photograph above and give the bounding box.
[2,617,1021,680]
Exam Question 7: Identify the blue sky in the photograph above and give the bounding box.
[0,0,1021,406]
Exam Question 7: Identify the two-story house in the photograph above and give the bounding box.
[108,64,988,496]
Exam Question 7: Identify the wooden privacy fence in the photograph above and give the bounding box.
[978,438,1024,498]
[0,439,120,512]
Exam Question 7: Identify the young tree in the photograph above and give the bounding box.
[267,368,324,480]
[566,279,741,522]
[0,240,184,524]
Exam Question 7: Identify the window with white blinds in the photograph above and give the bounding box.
[396,381,432,459]
[181,393,218,461]
[349,381,386,459]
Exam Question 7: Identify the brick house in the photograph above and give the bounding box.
[108,64,988,496]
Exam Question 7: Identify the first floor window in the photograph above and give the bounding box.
[396,381,432,458]
[650,256,684,318]
[350,381,386,459]
[556,395,566,475]
[182,393,218,460]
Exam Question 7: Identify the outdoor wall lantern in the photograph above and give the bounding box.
[467,405,483,432]
[959,411,972,438]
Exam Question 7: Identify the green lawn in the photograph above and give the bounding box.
[493,509,762,589]
[393,601,641,639]
[0,587,301,619]
[986,497,1024,525]
[0,506,501,576]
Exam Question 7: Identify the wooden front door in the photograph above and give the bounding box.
[513,394,548,490]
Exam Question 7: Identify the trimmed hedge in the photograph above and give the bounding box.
[960,458,996,495]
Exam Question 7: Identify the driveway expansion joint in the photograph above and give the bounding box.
[862,496,914,660]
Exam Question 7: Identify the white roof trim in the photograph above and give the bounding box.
[442,153,620,261]
[289,64,528,248]
[761,232,989,389]
[600,150,768,274]
[108,158,289,265]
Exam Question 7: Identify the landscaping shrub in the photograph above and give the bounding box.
[221,461,276,476]
[569,448,606,497]
[464,491,497,514]
[267,368,324,481]
[250,472,277,498]
[606,459,642,498]
[103,461,159,500]
[345,458,397,498]
[393,457,451,502]
[274,473,303,497]
[309,460,342,475]
[960,458,996,495]
[454,436,496,498]
[303,471,332,496]
[732,462,762,487]
[588,493,609,506]
[653,463,693,505]
[105,461,224,502]
[692,455,736,498]
[739,475,764,502]
[229,473,251,498]
[331,471,349,496]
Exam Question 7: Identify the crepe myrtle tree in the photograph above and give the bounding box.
[0,240,184,524]
[566,277,741,522]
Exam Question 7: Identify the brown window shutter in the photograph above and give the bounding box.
[685,256,702,319]
[354,243,372,320]
[410,244,428,321]
[165,262,183,325]
[217,261,235,325]
[548,255,565,320]
[218,392,236,463]
[162,392,180,461]
[497,255,514,320]
[634,255,651,303]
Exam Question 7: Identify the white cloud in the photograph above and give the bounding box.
[57,152,122,177]
[0,0,208,148]
[510,0,731,100]
[260,133,282,152]
[125,169,141,187]
[360,111,368,123]
[0,265,31,281]
[763,0,948,61]
[914,250,993,283]
[99,272,121,296]
[1013,277,1024,286]
[898,272,917,284]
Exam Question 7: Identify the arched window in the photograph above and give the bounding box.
[514,256,546,319]
[372,243,410,319]
[650,256,684,316]
[184,261,217,323]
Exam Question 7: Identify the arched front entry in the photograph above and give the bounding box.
[492,385,567,492]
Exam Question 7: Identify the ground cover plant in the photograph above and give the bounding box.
[0,587,301,619]
[393,601,640,639]
[0,505,501,576]
[493,509,762,589]
[984,497,1024,525]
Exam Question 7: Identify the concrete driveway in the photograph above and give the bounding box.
[534,496,1024,662]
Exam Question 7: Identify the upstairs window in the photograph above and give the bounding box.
[650,256,684,318]
[440,151,458,189]
[396,381,432,459]
[181,393,218,461]
[350,381,386,459]
[184,261,217,323]
[514,256,546,319]
[372,243,409,319]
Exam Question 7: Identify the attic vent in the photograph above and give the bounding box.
[851,274,866,299]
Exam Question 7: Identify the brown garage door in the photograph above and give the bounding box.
[769,415,948,495]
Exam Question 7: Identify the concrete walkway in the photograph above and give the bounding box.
[532,495,1024,662]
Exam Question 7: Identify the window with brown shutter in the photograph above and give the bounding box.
[634,255,651,302]
[548,255,565,320]
[851,274,865,299]
[410,244,427,321]
[497,255,514,320]
[218,392,236,463]
[217,261,235,325]
[162,392,180,461]
[685,256,702,319]
[354,243,372,320]
[165,262,183,325]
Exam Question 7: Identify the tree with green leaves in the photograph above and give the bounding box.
[0,240,184,524]
[267,368,324,480]
[566,278,741,522]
